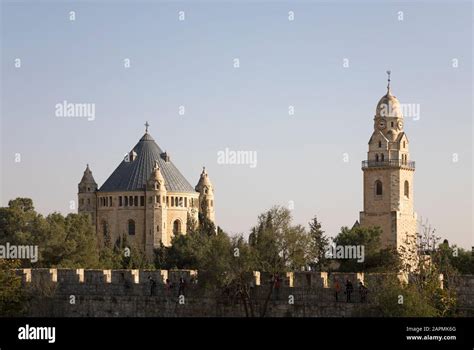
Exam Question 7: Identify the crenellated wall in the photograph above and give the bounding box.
[13,269,474,317]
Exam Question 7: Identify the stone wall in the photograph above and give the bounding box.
[14,269,474,317]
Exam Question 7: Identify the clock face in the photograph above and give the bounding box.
[378,119,386,130]
[398,121,403,129]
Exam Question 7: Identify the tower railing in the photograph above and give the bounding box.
[361,159,415,170]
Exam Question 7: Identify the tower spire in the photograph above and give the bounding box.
[145,121,150,133]
[386,70,391,94]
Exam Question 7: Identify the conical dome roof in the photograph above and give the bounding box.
[80,164,97,184]
[195,167,213,191]
[99,132,196,193]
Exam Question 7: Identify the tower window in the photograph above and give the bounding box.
[185,197,187,207]
[391,122,394,127]
[157,225,160,233]
[109,196,112,207]
[403,141,406,148]
[171,197,175,207]
[375,154,379,162]
[378,141,382,148]
[87,187,90,192]
[125,196,128,206]
[129,196,133,206]
[134,196,138,206]
[87,199,90,205]
[119,196,123,207]
[375,180,383,196]
[173,219,182,235]
[381,153,385,162]
[128,219,135,235]
[140,196,144,206]
[404,180,409,198]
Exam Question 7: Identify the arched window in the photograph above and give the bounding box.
[403,141,406,148]
[375,154,379,162]
[381,153,385,162]
[173,219,182,235]
[378,140,382,148]
[375,180,383,196]
[404,180,409,198]
[128,219,135,235]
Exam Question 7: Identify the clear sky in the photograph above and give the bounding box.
[1,0,472,248]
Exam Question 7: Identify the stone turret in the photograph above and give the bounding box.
[146,161,168,253]
[195,167,215,224]
[78,164,98,226]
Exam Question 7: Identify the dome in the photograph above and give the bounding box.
[376,90,402,118]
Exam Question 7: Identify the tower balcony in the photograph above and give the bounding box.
[362,159,415,170]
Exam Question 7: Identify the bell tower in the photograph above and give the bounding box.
[359,72,417,253]
[195,167,215,224]
[78,164,98,226]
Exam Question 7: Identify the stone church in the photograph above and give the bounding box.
[359,75,417,256]
[77,124,215,259]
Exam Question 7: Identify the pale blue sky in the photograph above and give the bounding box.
[1,0,472,248]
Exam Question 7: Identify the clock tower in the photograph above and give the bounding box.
[359,72,417,257]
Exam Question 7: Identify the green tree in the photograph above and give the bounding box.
[333,226,400,272]
[41,213,100,268]
[0,260,27,316]
[372,275,438,317]
[0,198,101,268]
[307,216,329,271]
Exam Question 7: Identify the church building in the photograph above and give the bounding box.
[77,123,215,260]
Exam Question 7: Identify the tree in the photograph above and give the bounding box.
[394,221,457,316]
[115,234,153,269]
[249,206,313,316]
[307,216,329,271]
[450,247,474,275]
[371,275,439,317]
[41,213,100,268]
[0,198,101,268]
[0,260,27,316]
[333,226,400,272]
